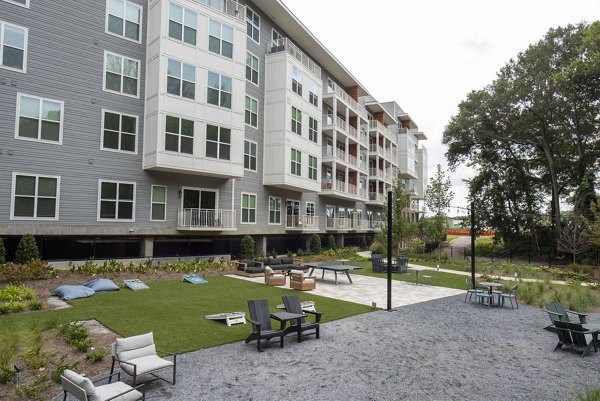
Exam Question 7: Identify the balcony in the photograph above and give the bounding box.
[321,180,367,201]
[177,209,236,231]
[285,215,320,231]
[369,168,384,179]
[324,82,367,119]
[367,192,385,205]
[369,144,384,155]
[368,120,396,142]
[325,218,381,231]
[268,38,321,79]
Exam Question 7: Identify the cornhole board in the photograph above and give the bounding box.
[183,274,207,284]
[275,301,316,312]
[123,279,149,291]
[205,312,246,327]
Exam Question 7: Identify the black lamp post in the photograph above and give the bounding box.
[387,191,393,311]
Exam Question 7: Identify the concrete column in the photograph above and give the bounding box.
[255,235,267,257]
[140,237,154,258]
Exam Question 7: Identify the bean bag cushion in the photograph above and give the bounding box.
[83,278,119,292]
[54,285,95,300]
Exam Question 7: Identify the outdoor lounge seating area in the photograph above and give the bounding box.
[245,296,322,352]
[371,254,408,274]
[463,279,519,308]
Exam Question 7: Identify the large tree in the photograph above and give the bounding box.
[443,23,600,252]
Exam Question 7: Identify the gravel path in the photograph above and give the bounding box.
[126,295,600,401]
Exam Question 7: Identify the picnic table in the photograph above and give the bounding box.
[303,262,361,285]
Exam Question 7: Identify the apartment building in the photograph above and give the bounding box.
[0,0,427,260]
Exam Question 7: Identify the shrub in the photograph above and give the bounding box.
[327,235,337,250]
[309,234,321,254]
[87,348,109,363]
[13,375,52,399]
[0,237,5,264]
[240,235,255,260]
[50,355,79,383]
[0,260,56,283]
[14,234,40,264]
[0,367,14,384]
[71,338,94,353]
[370,241,386,257]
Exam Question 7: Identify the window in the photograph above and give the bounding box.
[98,180,135,221]
[244,140,257,171]
[207,71,232,108]
[209,19,233,58]
[106,0,142,42]
[246,52,259,85]
[271,28,283,46]
[206,124,230,160]
[16,93,63,143]
[269,196,281,224]
[11,173,59,220]
[291,107,302,135]
[306,202,315,216]
[309,117,318,143]
[292,67,302,96]
[167,58,195,99]
[165,115,194,154]
[102,110,137,153]
[309,155,317,180]
[168,3,196,45]
[309,80,319,107]
[3,0,29,7]
[246,7,259,43]
[291,148,301,176]
[245,96,258,127]
[104,51,139,97]
[0,21,27,72]
[241,193,256,224]
[151,185,167,221]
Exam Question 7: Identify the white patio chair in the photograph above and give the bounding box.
[61,369,145,401]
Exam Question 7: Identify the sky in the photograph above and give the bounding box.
[280,0,600,210]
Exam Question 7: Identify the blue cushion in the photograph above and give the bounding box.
[54,285,95,300]
[83,278,119,292]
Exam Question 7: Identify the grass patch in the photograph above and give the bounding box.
[0,276,374,354]
[347,260,467,290]
[446,234,462,242]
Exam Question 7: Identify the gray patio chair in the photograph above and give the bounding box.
[498,284,518,308]
[61,369,145,401]
[282,294,322,341]
[110,332,176,386]
[464,278,484,302]
[245,299,284,352]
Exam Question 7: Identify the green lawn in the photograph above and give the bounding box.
[347,260,468,290]
[0,276,374,354]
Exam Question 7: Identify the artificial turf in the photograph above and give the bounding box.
[0,276,375,354]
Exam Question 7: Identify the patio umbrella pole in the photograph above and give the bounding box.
[387,191,392,311]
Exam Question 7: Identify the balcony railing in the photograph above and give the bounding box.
[178,208,235,229]
[336,181,345,192]
[369,144,384,154]
[325,82,367,119]
[325,218,380,230]
[335,148,345,161]
[347,183,357,195]
[348,125,358,140]
[268,38,321,78]
[369,168,384,178]
[286,215,319,229]
[369,120,396,141]
[348,154,357,166]
[368,192,385,202]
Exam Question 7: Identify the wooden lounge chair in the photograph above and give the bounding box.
[552,320,598,358]
[543,302,589,332]
[264,266,286,286]
[282,294,322,342]
[245,299,284,352]
[289,270,316,291]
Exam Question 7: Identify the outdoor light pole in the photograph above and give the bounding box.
[387,191,392,311]
[470,201,476,288]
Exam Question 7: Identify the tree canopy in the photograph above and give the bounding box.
[442,22,600,252]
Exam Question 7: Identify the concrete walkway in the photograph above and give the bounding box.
[229,271,463,308]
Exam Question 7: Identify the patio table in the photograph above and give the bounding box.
[407,266,432,285]
[304,262,361,285]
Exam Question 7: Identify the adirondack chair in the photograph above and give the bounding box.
[552,320,598,358]
[245,299,284,352]
[543,302,589,332]
[282,295,322,342]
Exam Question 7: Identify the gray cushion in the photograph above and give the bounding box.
[280,257,293,265]
[54,285,96,300]
[84,278,119,292]
[62,369,97,397]
[115,332,156,362]
[119,354,174,376]
[94,381,143,401]
[270,258,282,265]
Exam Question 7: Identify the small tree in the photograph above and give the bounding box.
[15,234,40,264]
[309,234,321,254]
[240,235,255,260]
[558,214,589,264]
[0,238,5,264]
[327,235,336,250]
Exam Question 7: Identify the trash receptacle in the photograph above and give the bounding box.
[396,256,408,274]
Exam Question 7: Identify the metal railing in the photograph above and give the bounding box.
[285,215,320,229]
[178,208,235,228]
[348,154,357,166]
[268,38,321,78]
[194,0,245,21]
[336,147,345,161]
[369,192,385,202]
[325,82,367,118]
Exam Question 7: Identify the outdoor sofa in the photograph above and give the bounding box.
[254,257,305,274]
